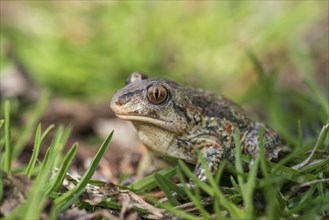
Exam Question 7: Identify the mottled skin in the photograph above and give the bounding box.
[111,72,288,183]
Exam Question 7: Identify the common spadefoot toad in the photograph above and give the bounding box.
[111,72,288,182]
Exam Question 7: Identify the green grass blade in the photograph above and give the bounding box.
[51,125,65,151]
[270,146,305,173]
[154,173,180,206]
[198,155,243,219]
[149,170,202,220]
[302,73,329,119]
[289,48,329,119]
[40,124,55,143]
[246,50,266,81]
[21,144,61,219]
[0,138,4,161]
[244,155,259,218]
[0,119,4,129]
[48,125,71,169]
[287,190,328,216]
[57,188,86,211]
[51,125,72,153]
[129,166,176,191]
[259,144,281,218]
[4,101,12,172]
[154,171,186,199]
[54,130,113,210]
[213,197,221,220]
[25,124,42,177]
[236,128,261,218]
[234,129,244,186]
[102,198,122,209]
[176,168,212,219]
[268,162,317,183]
[46,143,78,194]
[299,157,329,173]
[177,160,212,194]
[178,159,244,219]
[230,175,240,192]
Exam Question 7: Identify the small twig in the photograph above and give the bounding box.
[292,124,329,170]
[174,197,212,211]
[305,158,328,167]
[298,178,329,188]
[291,178,329,194]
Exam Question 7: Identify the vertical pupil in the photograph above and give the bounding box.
[154,87,159,99]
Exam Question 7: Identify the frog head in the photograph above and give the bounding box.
[110,73,190,135]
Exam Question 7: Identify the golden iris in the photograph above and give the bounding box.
[147,84,168,104]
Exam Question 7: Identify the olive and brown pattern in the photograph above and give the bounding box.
[111,72,289,183]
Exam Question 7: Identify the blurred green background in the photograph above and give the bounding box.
[1,1,328,101]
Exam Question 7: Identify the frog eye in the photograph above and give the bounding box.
[147,84,168,105]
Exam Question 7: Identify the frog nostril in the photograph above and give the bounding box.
[115,99,125,106]
[113,92,133,106]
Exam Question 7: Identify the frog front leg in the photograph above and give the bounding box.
[192,146,226,183]
[159,145,226,202]
[159,146,225,203]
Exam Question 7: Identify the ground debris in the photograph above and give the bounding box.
[94,183,165,220]
[59,207,120,220]
[60,171,165,220]
[0,172,32,216]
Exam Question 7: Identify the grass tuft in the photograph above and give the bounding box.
[0,96,116,219]
[54,130,113,211]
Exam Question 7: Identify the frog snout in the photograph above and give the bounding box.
[110,89,135,114]
[110,92,121,113]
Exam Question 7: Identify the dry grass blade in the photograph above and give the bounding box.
[292,123,329,170]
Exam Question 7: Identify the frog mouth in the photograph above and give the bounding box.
[114,113,183,133]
